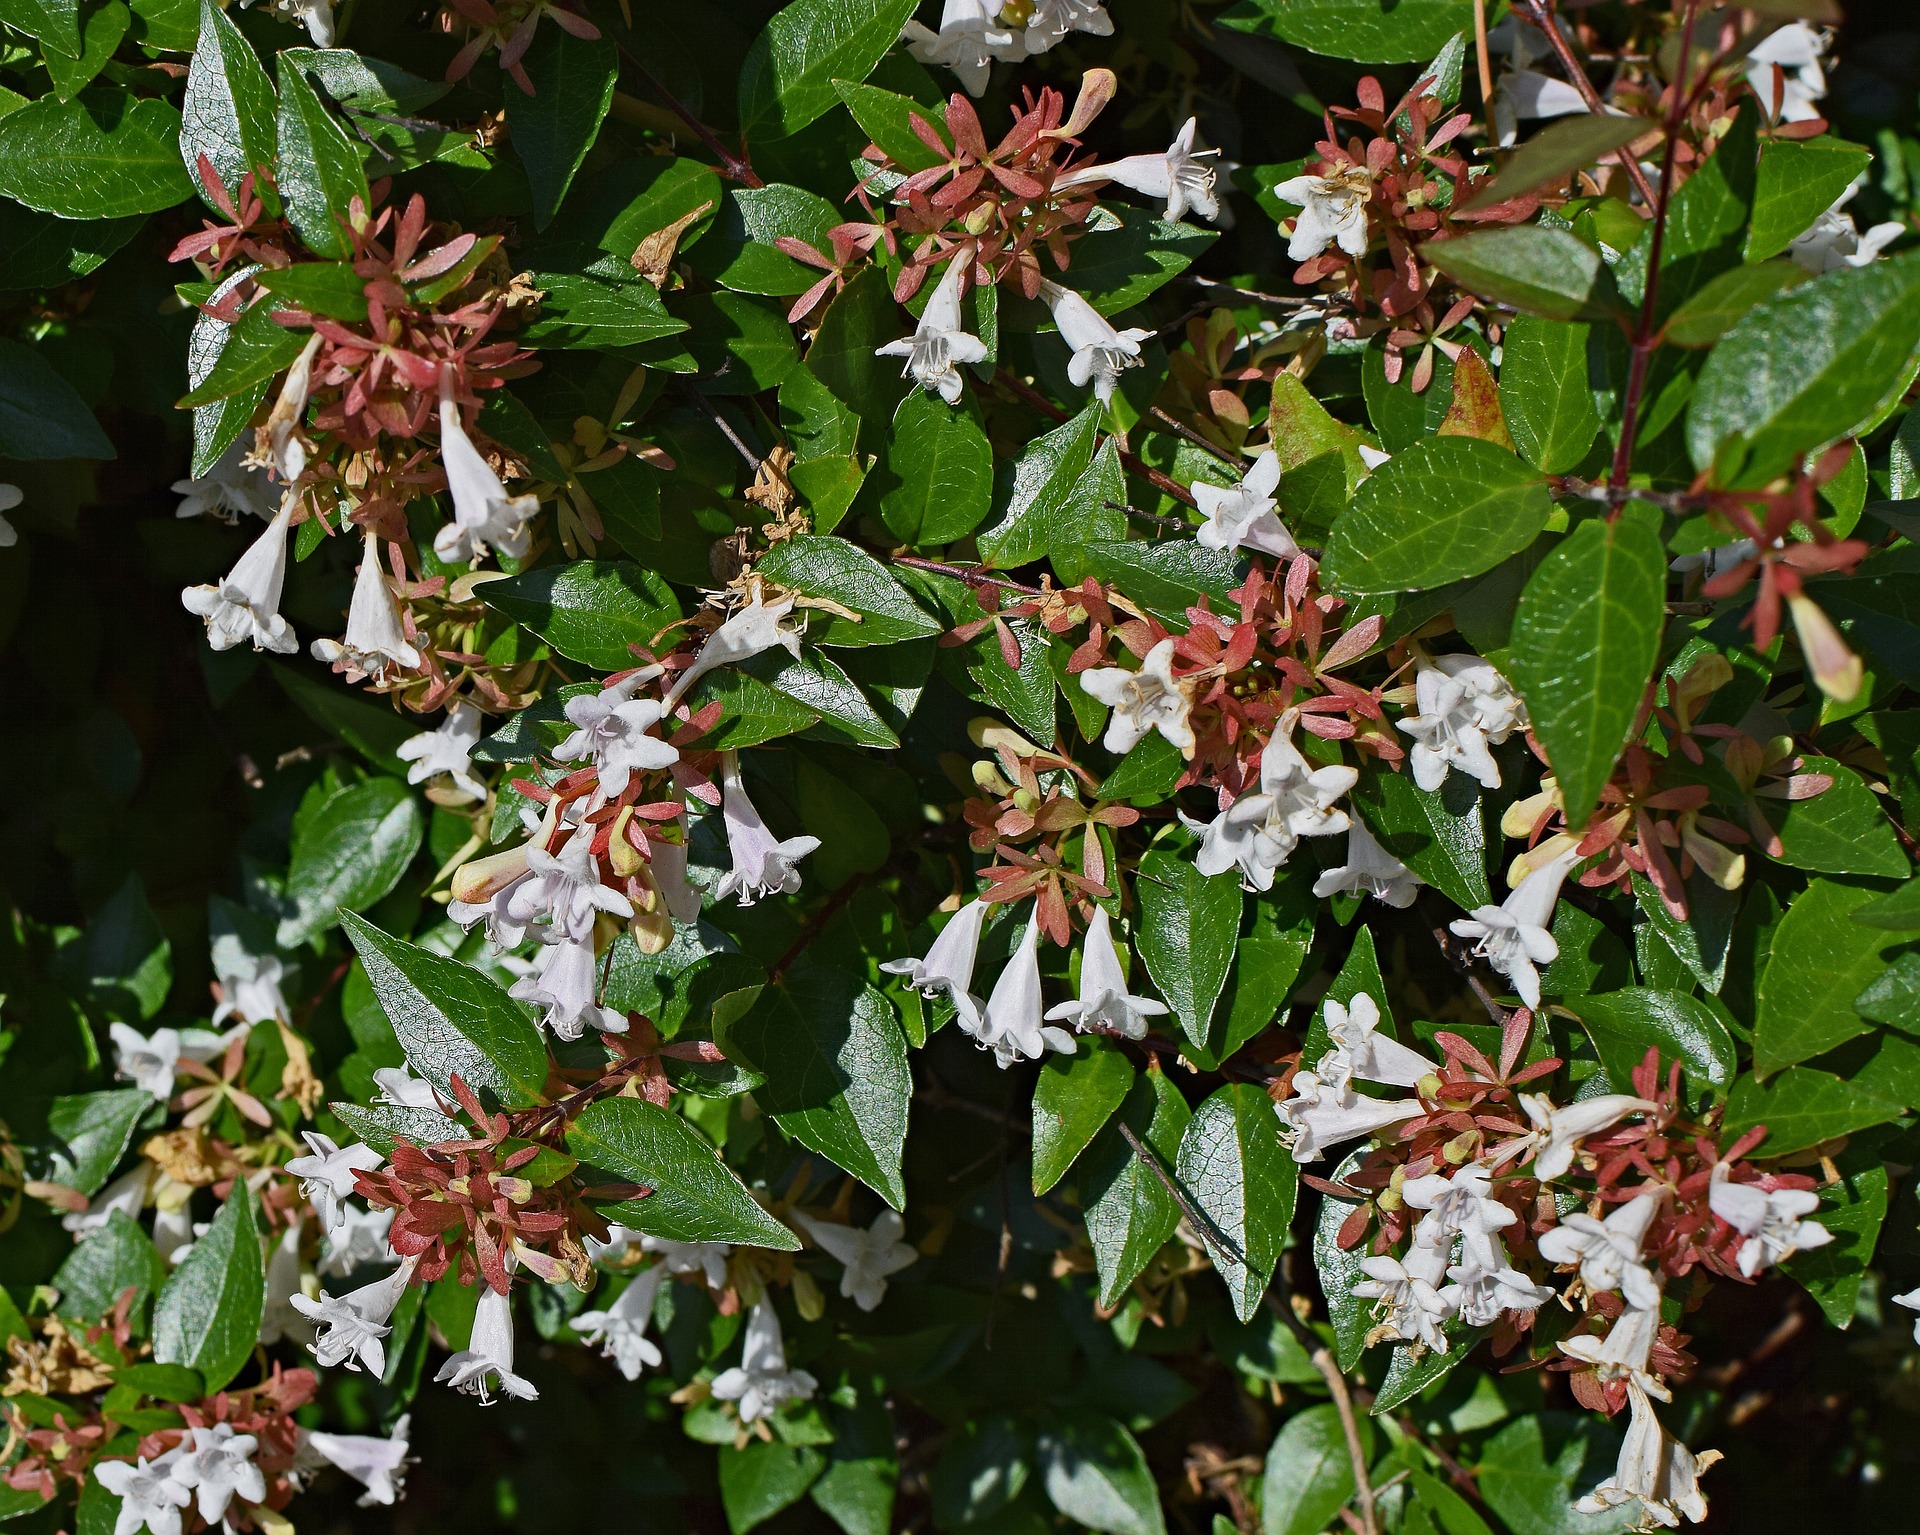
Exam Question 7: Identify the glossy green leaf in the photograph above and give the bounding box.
[833,78,945,170]
[1753,878,1900,1075]
[256,262,370,322]
[737,0,920,142]
[180,0,276,210]
[0,335,113,460]
[1135,847,1241,1050]
[720,1440,827,1534]
[688,184,842,296]
[1235,0,1476,65]
[1175,1084,1295,1322]
[1080,539,1245,626]
[178,297,304,407]
[1570,988,1737,1089]
[1262,1403,1370,1535]
[1032,1044,1135,1195]
[44,1090,151,1196]
[1420,225,1622,322]
[70,873,172,1020]
[1662,261,1807,348]
[1783,1138,1888,1326]
[54,1210,163,1325]
[1067,209,1219,314]
[485,559,683,671]
[277,778,424,946]
[876,389,994,546]
[514,24,618,229]
[1463,114,1650,213]
[0,90,192,217]
[1498,316,1599,473]
[1350,766,1490,911]
[1036,1409,1166,1535]
[274,55,369,260]
[930,1415,1031,1529]
[978,402,1102,569]
[1747,136,1873,261]
[152,1185,262,1392]
[756,535,941,646]
[525,273,690,349]
[1724,1066,1903,1157]
[1764,758,1909,878]
[1082,1065,1192,1308]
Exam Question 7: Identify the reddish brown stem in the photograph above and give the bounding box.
[1517,1,1658,208]
[614,41,763,189]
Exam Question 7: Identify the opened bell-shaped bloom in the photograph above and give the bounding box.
[373,1064,440,1110]
[972,910,1076,1068]
[1575,1380,1718,1527]
[181,500,298,653]
[1520,1092,1656,1183]
[109,1023,186,1100]
[1708,1173,1833,1277]
[553,675,679,798]
[714,751,821,906]
[301,1415,411,1508]
[397,700,489,803]
[1442,1231,1554,1327]
[1039,280,1150,403]
[1313,821,1423,908]
[876,254,988,403]
[1744,19,1828,123]
[436,1284,539,1403]
[1276,1069,1424,1164]
[571,1264,667,1380]
[1398,653,1526,792]
[1319,991,1436,1091]
[210,933,289,1027]
[1059,117,1219,223]
[1271,166,1372,261]
[1402,1163,1518,1246]
[173,439,278,523]
[506,824,634,943]
[510,931,628,1041]
[312,530,421,678]
[1537,1191,1664,1311]
[1192,450,1297,560]
[1490,68,1591,148]
[1079,636,1195,757]
[1353,1245,1454,1351]
[665,591,805,709]
[1787,184,1904,275]
[258,1221,310,1346]
[94,1451,191,1535]
[1045,905,1168,1040]
[903,0,1021,95]
[797,1210,918,1312]
[881,898,989,1033]
[172,1424,266,1527]
[434,373,539,565]
[319,1202,396,1278]
[1185,725,1358,892]
[1558,1295,1667,1399]
[286,1132,386,1234]
[1016,0,1112,54]
[265,334,321,483]
[710,1298,818,1423]
[1450,851,1575,1009]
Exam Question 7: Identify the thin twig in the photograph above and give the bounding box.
[1265,1250,1379,1535]
[682,385,763,473]
[890,553,1046,596]
[1429,917,1512,1028]
[1472,0,1496,107]
[1149,406,1246,468]
[767,875,865,985]
[1516,1,1658,208]
[612,38,763,188]
[1117,1120,1249,1270]
[1181,274,1324,310]
[1105,499,1193,532]
[995,369,1199,509]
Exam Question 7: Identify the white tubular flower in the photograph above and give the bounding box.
[710,1298,818,1423]
[1558,1297,1667,1398]
[1442,1231,1554,1327]
[435,374,539,565]
[1017,0,1112,54]
[259,1221,310,1346]
[1353,1246,1454,1351]
[649,819,704,923]
[1271,166,1371,261]
[173,440,277,523]
[64,1163,153,1237]
[571,1265,667,1380]
[1788,181,1904,274]
[1744,20,1828,123]
[171,1423,266,1528]
[436,1285,539,1403]
[181,500,298,654]
[641,1235,732,1289]
[1320,992,1436,1090]
[796,1210,918,1312]
[1891,1287,1920,1343]
[1520,1092,1656,1183]
[264,333,322,483]
[881,898,989,1033]
[0,483,19,548]
[397,701,489,803]
[903,0,1022,96]
[553,677,679,798]
[319,1204,396,1277]
[1275,1072,1423,1164]
[1079,636,1195,757]
[1537,1191,1664,1311]
[1038,280,1150,403]
[876,254,988,403]
[1192,450,1296,560]
[1575,1380,1718,1527]
[1059,117,1219,223]
[1402,1164,1518,1246]
[972,910,1076,1068]
[1044,905,1168,1040]
[1490,69,1591,149]
[1185,726,1358,892]
[242,0,338,48]
[664,591,804,709]
[302,1415,411,1508]
[312,529,422,678]
[210,936,289,1027]
[93,1453,191,1535]
[1449,852,1575,1009]
[510,932,628,1041]
[286,1132,386,1234]
[373,1065,441,1110]
[153,1202,197,1266]
[1708,1173,1833,1277]
[109,1023,184,1101]
[505,825,634,944]
[713,751,821,906]
[1313,822,1423,909]
[1398,653,1526,793]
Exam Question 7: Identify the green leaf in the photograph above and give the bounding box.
[930,1415,1031,1529]
[1035,1409,1166,1535]
[277,777,424,946]
[44,1090,151,1196]
[1764,758,1909,878]
[978,403,1102,570]
[1621,103,1755,321]
[1569,988,1736,1090]
[810,1393,898,1535]
[1498,316,1599,474]
[0,0,81,55]
[1313,1151,1373,1370]
[1097,731,1184,802]
[1081,540,1245,627]
[524,271,690,350]
[1067,209,1219,314]
[1747,136,1874,262]
[1049,438,1129,587]
[0,335,113,459]
[1032,1045,1135,1196]
[0,202,144,293]
[730,966,909,1207]
[1688,253,1920,486]
[567,1097,800,1249]
[1662,261,1807,348]
[876,389,994,546]
[1375,1330,1486,1413]
[1508,510,1667,827]
[1082,1065,1192,1308]
[752,649,898,749]
[1235,0,1477,65]
[152,1186,262,1392]
[1135,847,1241,1050]
[688,183,842,296]
[0,89,191,217]
[329,1099,461,1156]
[180,0,276,210]
[42,0,126,101]
[53,1210,163,1324]
[1420,225,1622,322]
[73,873,172,1021]
[281,47,453,115]
[738,0,920,141]
[1477,1412,1622,1535]
[1262,1403,1371,1535]
[1463,115,1651,213]
[339,912,550,1109]
[756,535,940,646]
[672,289,799,392]
[1753,879,1901,1074]
[513,24,617,230]
[1175,1084,1295,1323]
[484,559,682,671]
[693,666,824,750]
[256,262,369,323]
[274,54,369,260]
[1323,437,1552,595]
[1349,767,1490,911]
[807,266,906,438]
[1724,1066,1903,1158]
[1853,878,1920,931]
[1782,1139,1888,1326]
[833,78,945,170]
[720,1440,827,1534]
[177,296,304,408]
[113,1362,205,1403]
[271,663,418,775]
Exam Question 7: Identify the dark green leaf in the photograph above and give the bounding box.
[53,1211,163,1324]
[1066,209,1219,315]
[0,90,192,217]
[1753,878,1899,1074]
[978,403,1102,570]
[1782,1139,1888,1326]
[256,262,369,323]
[513,25,617,230]
[1262,1402,1370,1535]
[1082,1066,1191,1308]
[113,1362,205,1403]
[1235,0,1477,65]
[72,873,172,1021]
[1032,1045,1135,1196]
[930,1415,1031,1529]
[1421,225,1623,322]
[1350,766,1490,910]
[1463,115,1651,212]
[1097,732,1184,801]
[178,297,304,407]
[330,1099,462,1156]
[1135,847,1241,1050]
[525,273,690,349]
[1764,758,1909,878]
[1080,540,1245,626]
[1497,316,1599,473]
[44,1090,151,1196]
[275,55,369,260]
[1724,1066,1903,1157]
[687,184,842,296]
[1477,1412,1620,1535]
[738,0,920,142]
[272,663,418,775]
[876,389,994,546]
[484,559,682,671]
[0,336,114,459]
[152,1186,262,1392]
[180,0,276,210]
[277,778,424,945]
[756,535,940,646]
[720,1440,827,1534]
[1747,136,1873,262]
[833,78,945,170]
[1036,1409,1166,1535]
[1175,1084,1295,1322]
[1663,261,1807,348]
[1853,878,1920,931]
[1570,988,1737,1089]
[752,650,899,749]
